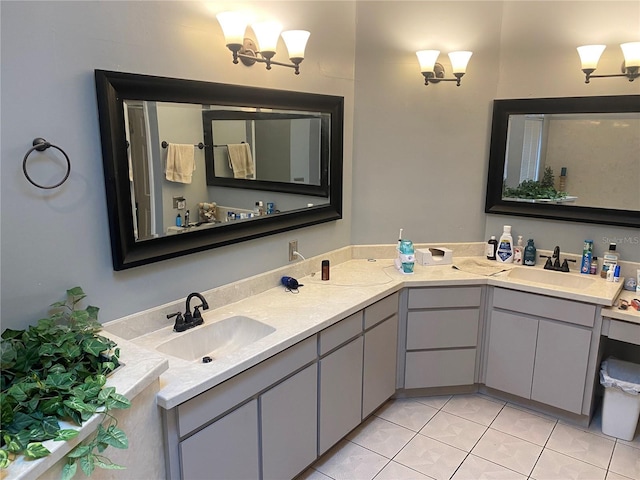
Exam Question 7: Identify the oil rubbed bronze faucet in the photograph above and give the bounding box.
[167,292,210,332]
[540,246,576,272]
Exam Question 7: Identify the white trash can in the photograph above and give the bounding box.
[600,357,640,441]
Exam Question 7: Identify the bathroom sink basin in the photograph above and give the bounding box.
[155,316,275,362]
[506,267,599,290]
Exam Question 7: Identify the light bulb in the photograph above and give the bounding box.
[252,21,282,54]
[216,12,248,47]
[448,51,473,74]
[620,42,640,68]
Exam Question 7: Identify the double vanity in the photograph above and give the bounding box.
[13,243,639,480]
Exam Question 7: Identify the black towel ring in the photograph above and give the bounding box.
[22,138,71,189]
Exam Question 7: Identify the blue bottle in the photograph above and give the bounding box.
[399,239,415,274]
[523,239,536,266]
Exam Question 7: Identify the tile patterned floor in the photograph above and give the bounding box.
[301,394,640,480]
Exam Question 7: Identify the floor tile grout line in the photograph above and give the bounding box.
[528,416,559,479]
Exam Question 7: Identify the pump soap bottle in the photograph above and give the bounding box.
[496,225,514,263]
[514,236,524,265]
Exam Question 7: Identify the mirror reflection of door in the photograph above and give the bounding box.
[125,101,154,241]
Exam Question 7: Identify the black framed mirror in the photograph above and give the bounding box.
[95,70,343,270]
[485,95,640,227]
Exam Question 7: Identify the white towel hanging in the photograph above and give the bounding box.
[165,143,195,184]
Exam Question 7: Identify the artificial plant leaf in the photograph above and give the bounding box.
[98,387,115,402]
[94,457,126,470]
[8,412,36,432]
[0,448,10,469]
[24,442,50,459]
[66,445,91,458]
[104,393,131,410]
[61,461,77,480]
[102,426,128,449]
[54,429,79,441]
[79,453,95,476]
[86,306,100,321]
[39,397,62,415]
[82,338,109,358]
[41,416,61,436]
[1,329,24,340]
[66,287,86,302]
[44,372,75,391]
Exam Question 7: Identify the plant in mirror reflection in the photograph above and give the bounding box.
[0,287,130,479]
[503,167,567,200]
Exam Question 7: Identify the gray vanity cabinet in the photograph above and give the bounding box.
[485,288,595,414]
[261,364,318,480]
[319,326,364,455]
[180,400,259,480]
[403,287,483,389]
[362,293,399,418]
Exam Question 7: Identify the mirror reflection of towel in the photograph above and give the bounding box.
[227,143,254,179]
[165,143,195,184]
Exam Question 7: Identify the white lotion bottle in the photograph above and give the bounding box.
[496,225,514,263]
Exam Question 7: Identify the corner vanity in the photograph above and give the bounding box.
[97,245,637,480]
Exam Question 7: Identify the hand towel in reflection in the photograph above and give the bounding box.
[165,143,195,183]
[227,143,254,179]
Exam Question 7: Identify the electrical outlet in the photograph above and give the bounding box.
[288,240,298,262]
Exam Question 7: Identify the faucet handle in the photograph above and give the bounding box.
[168,312,188,332]
[192,305,205,327]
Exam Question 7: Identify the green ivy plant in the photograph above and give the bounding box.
[503,167,567,200]
[0,287,131,479]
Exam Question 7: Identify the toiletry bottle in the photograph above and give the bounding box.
[580,240,593,274]
[486,236,498,260]
[322,260,330,281]
[513,236,524,265]
[613,265,621,283]
[524,239,536,266]
[601,243,619,278]
[590,256,598,275]
[636,269,640,294]
[399,239,415,274]
[184,210,190,226]
[496,225,514,263]
[176,213,182,227]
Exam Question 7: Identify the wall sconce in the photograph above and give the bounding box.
[416,50,473,86]
[577,42,640,83]
[216,12,310,75]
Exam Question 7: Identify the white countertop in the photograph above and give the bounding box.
[120,254,626,410]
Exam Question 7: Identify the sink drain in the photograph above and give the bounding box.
[202,356,213,363]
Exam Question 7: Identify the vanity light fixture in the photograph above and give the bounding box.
[577,42,640,83]
[416,50,473,86]
[216,11,310,75]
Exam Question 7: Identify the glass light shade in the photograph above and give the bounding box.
[216,12,248,46]
[252,21,282,54]
[416,50,440,73]
[577,45,606,69]
[448,51,473,74]
[282,30,310,60]
[620,42,640,67]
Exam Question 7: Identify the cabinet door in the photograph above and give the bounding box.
[261,364,318,480]
[485,310,538,399]
[363,315,398,418]
[180,400,259,480]
[319,336,364,455]
[531,320,591,414]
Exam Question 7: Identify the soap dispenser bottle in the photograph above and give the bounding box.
[513,236,524,265]
[496,225,514,263]
[524,239,536,266]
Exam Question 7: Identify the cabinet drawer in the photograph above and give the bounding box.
[408,287,482,309]
[364,292,399,329]
[406,309,479,350]
[492,288,595,327]
[608,320,640,346]
[177,336,316,437]
[405,349,476,388]
[319,311,363,355]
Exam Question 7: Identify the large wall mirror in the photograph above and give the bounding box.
[485,95,640,227]
[95,70,343,270]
